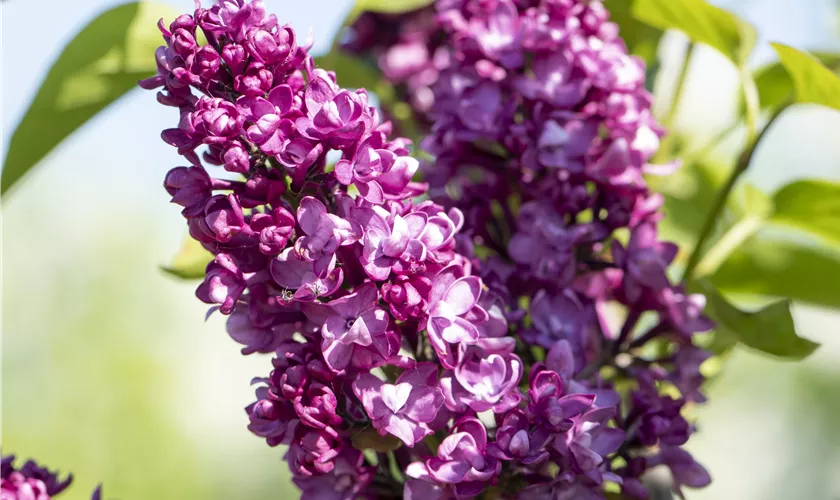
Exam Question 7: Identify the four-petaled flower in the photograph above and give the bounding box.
[352,363,444,446]
[303,282,389,371]
[295,196,361,276]
[424,265,484,369]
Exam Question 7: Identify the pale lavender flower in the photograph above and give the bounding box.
[527,370,594,433]
[553,406,626,483]
[296,73,372,148]
[440,341,522,413]
[250,206,295,255]
[424,265,483,369]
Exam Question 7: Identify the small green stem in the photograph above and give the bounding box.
[741,66,760,146]
[682,97,790,284]
[692,215,763,278]
[655,42,695,162]
[386,451,405,484]
[663,42,696,130]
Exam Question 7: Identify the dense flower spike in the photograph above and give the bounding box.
[340,0,714,497]
[148,0,713,497]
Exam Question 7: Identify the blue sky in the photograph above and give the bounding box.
[2,0,840,191]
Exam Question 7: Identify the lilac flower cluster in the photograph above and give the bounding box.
[147,0,713,498]
[342,0,715,498]
[145,1,517,497]
[1,454,98,500]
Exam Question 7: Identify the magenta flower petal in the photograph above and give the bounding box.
[297,196,327,236]
[442,276,481,316]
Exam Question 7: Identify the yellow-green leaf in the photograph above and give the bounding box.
[751,53,840,112]
[711,238,840,309]
[161,235,213,280]
[632,0,757,67]
[605,0,664,64]
[771,179,840,246]
[2,2,178,196]
[771,43,840,111]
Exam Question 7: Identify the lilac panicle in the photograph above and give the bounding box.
[147,0,714,497]
[342,0,715,497]
[145,0,505,496]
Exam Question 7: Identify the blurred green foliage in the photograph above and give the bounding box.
[1,2,176,196]
[772,43,840,111]
[631,0,757,66]
[2,225,297,499]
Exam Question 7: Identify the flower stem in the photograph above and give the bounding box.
[663,42,695,130]
[654,42,696,162]
[681,83,788,284]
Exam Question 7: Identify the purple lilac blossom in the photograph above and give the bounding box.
[147,0,714,497]
[343,0,715,496]
[144,0,509,496]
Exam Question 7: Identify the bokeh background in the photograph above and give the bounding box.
[2,0,840,498]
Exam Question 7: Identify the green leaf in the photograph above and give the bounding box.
[711,238,840,309]
[161,235,213,280]
[771,179,840,246]
[632,0,757,66]
[771,43,840,111]
[1,2,177,196]
[699,282,819,360]
[751,53,840,112]
[693,183,772,278]
[351,426,402,452]
[605,0,664,64]
[753,61,796,111]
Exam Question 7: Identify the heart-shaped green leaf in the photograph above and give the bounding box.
[1,2,177,196]
[699,282,819,360]
[632,0,757,67]
[771,179,840,247]
[771,43,840,111]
